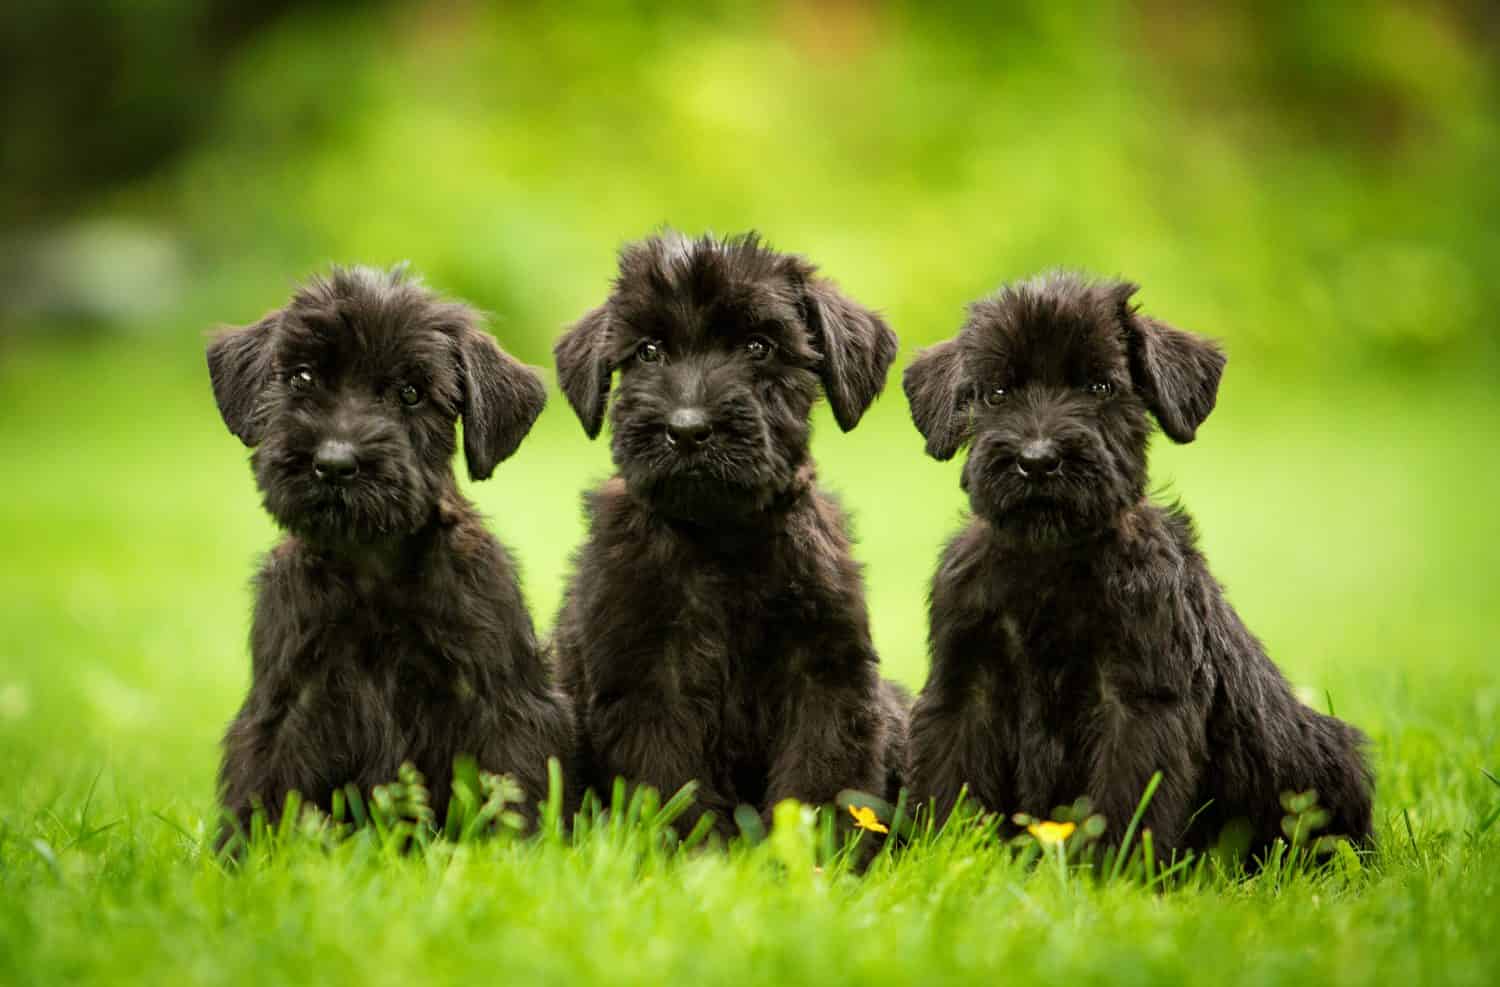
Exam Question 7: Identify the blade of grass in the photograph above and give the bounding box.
[344,785,367,829]
[680,810,718,852]
[653,781,700,834]
[573,790,601,844]
[63,819,121,851]
[1109,771,1162,882]
[1150,850,1197,890]
[608,777,628,840]
[1402,807,1421,861]
[933,787,970,842]
[542,757,565,841]
[734,805,765,845]
[276,790,302,844]
[75,764,106,846]
[152,810,200,851]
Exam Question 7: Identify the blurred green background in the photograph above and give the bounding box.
[1,0,1497,823]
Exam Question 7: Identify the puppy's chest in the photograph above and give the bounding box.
[980,589,1139,730]
[616,557,823,737]
[295,587,477,701]
[991,569,1123,659]
[618,542,824,660]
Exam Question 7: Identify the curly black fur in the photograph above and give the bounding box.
[552,231,909,838]
[206,266,573,841]
[902,272,1373,858]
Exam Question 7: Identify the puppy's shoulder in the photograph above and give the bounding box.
[796,483,856,541]
[1119,500,1201,560]
[254,537,312,595]
[1108,500,1209,604]
[433,494,521,578]
[932,518,1000,598]
[578,474,622,512]
[579,475,648,538]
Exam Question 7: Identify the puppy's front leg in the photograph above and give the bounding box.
[216,566,319,848]
[907,605,1016,824]
[1085,695,1205,852]
[909,691,1009,825]
[217,680,323,850]
[764,650,888,825]
[589,685,735,839]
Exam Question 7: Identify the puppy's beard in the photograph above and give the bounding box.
[257,461,435,545]
[985,498,1089,547]
[288,490,429,542]
[626,467,772,524]
[615,420,793,525]
[963,456,1118,545]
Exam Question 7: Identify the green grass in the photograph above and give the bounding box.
[1,337,1498,986]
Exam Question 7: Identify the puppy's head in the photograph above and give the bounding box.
[903,273,1225,543]
[554,231,897,523]
[206,266,545,543]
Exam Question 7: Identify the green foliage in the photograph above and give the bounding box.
[1,337,1499,984]
[6,2,1499,370]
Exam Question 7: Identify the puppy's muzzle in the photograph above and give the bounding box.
[665,407,714,451]
[1016,438,1062,478]
[313,439,360,484]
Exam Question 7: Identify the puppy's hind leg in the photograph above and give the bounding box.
[1211,689,1375,856]
[1294,710,1375,846]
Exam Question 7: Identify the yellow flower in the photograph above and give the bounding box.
[1027,820,1076,846]
[848,805,889,834]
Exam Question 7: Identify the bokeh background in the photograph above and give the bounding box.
[2,1,1497,823]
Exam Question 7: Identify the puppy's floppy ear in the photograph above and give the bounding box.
[458,326,547,481]
[902,338,970,460]
[1123,290,1227,444]
[801,278,899,431]
[553,304,614,439]
[207,312,278,446]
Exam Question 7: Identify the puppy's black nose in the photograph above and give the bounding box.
[314,440,360,483]
[665,408,713,449]
[1017,439,1062,477]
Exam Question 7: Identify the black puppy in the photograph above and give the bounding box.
[552,231,909,839]
[207,265,573,841]
[902,273,1373,857]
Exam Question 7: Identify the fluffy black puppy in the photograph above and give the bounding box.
[552,231,909,839]
[207,266,573,841]
[902,273,1373,857]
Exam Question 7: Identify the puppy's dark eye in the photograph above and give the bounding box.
[1088,381,1112,397]
[745,335,774,361]
[288,368,316,391]
[637,340,663,364]
[982,386,1007,407]
[398,384,422,407]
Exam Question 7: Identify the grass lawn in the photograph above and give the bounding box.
[1,337,1497,985]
